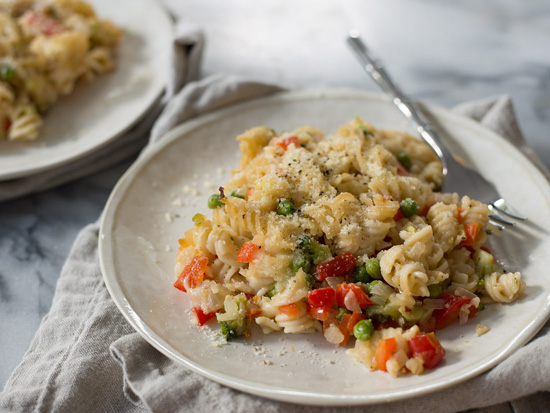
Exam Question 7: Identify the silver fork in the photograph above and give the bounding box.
[347,31,527,228]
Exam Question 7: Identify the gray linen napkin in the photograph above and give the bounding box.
[1,85,549,412]
[0,20,203,204]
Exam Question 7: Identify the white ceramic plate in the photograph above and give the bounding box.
[99,90,550,406]
[0,0,173,181]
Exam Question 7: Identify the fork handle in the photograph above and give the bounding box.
[347,31,452,176]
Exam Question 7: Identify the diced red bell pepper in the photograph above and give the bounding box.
[461,222,481,246]
[173,255,209,292]
[433,293,477,330]
[336,283,373,309]
[191,306,216,326]
[374,337,397,372]
[307,304,332,321]
[316,252,357,281]
[418,315,436,333]
[408,332,446,369]
[393,208,405,222]
[279,303,301,318]
[421,203,432,216]
[237,242,260,263]
[308,287,336,308]
[23,11,65,36]
[307,288,336,321]
[275,135,300,151]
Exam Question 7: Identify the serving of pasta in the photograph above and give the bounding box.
[173,118,526,377]
[0,0,122,141]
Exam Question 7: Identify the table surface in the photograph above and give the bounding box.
[1,0,549,389]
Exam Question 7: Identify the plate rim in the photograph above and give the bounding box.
[0,0,173,181]
[99,88,550,406]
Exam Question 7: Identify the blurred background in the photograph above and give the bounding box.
[165,0,550,164]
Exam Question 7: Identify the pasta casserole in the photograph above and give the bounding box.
[173,118,525,376]
[0,0,122,141]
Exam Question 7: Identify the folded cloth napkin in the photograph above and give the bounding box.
[0,20,203,204]
[1,77,549,412]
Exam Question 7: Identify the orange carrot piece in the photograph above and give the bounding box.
[348,312,366,330]
[174,255,208,292]
[374,337,397,372]
[237,242,260,263]
[461,222,481,246]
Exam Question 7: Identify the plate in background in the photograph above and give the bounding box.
[99,89,550,405]
[0,0,173,181]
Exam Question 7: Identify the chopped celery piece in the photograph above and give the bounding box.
[474,249,498,276]
[366,303,401,321]
[217,295,249,341]
[428,284,442,298]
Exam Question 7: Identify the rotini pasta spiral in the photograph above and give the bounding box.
[484,272,526,303]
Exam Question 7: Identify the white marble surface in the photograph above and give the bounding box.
[1,0,549,390]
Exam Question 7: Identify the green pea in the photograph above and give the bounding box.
[352,265,370,283]
[396,151,412,171]
[367,280,382,293]
[353,319,374,341]
[400,198,418,218]
[305,274,315,288]
[291,250,311,274]
[208,194,224,209]
[365,258,382,280]
[276,199,296,216]
[428,283,442,298]
[0,64,15,82]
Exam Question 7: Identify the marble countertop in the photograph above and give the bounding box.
[1,0,549,389]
